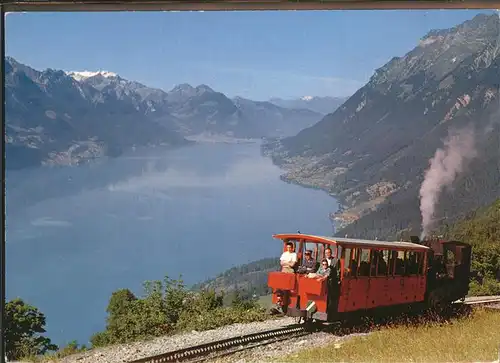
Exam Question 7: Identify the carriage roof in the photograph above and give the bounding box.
[273,233,430,251]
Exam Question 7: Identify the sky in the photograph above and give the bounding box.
[5,9,497,100]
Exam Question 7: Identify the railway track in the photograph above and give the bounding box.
[128,324,312,363]
[129,296,500,363]
[462,296,500,311]
[460,296,500,306]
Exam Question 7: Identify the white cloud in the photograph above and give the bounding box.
[30,217,72,228]
[107,157,279,195]
[7,229,40,242]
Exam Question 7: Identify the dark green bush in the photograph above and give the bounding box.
[89,331,112,348]
[469,275,500,296]
[53,340,88,359]
[4,298,58,360]
[444,199,500,296]
[91,275,268,348]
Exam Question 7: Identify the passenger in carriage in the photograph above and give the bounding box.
[359,260,370,276]
[350,259,358,275]
[324,247,338,268]
[324,247,339,279]
[297,250,316,274]
[389,251,397,273]
[370,251,379,275]
[395,255,405,275]
[307,259,331,280]
[316,259,331,279]
[377,253,388,275]
[407,253,418,274]
[280,241,298,273]
[325,247,337,266]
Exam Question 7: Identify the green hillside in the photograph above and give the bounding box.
[193,257,279,300]
[194,199,500,298]
[444,198,500,295]
[263,14,500,242]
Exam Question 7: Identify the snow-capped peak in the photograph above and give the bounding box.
[65,70,118,81]
[300,96,314,101]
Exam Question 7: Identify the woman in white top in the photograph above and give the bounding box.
[280,242,297,273]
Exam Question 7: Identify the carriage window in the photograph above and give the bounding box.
[394,251,406,275]
[370,250,378,276]
[350,248,360,277]
[454,247,464,266]
[417,252,424,275]
[336,245,342,259]
[445,249,456,265]
[377,250,389,276]
[318,244,325,260]
[405,251,412,274]
[388,251,396,276]
[342,247,353,277]
[358,249,371,277]
[406,251,418,275]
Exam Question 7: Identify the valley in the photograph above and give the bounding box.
[5,10,500,361]
[263,13,500,240]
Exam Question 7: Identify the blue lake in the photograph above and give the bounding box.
[6,142,338,346]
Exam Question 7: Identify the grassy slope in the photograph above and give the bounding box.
[283,308,500,362]
[279,201,499,361]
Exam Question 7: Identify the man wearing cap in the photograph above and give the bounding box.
[298,250,317,274]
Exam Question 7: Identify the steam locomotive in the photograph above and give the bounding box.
[267,233,471,322]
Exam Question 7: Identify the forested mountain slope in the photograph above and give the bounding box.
[6,57,189,170]
[264,13,500,240]
[6,58,322,170]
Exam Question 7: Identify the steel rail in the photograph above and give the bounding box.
[462,297,500,305]
[128,324,310,363]
[128,297,500,363]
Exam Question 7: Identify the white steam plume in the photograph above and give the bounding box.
[419,126,478,239]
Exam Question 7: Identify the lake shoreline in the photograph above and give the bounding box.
[6,134,258,173]
[7,141,339,346]
[259,140,348,233]
[277,172,349,233]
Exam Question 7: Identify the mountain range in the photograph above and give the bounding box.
[5,58,324,170]
[269,96,348,115]
[264,13,500,240]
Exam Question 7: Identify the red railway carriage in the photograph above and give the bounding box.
[267,233,471,322]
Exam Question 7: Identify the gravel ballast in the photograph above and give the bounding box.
[56,317,297,363]
[207,331,370,363]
